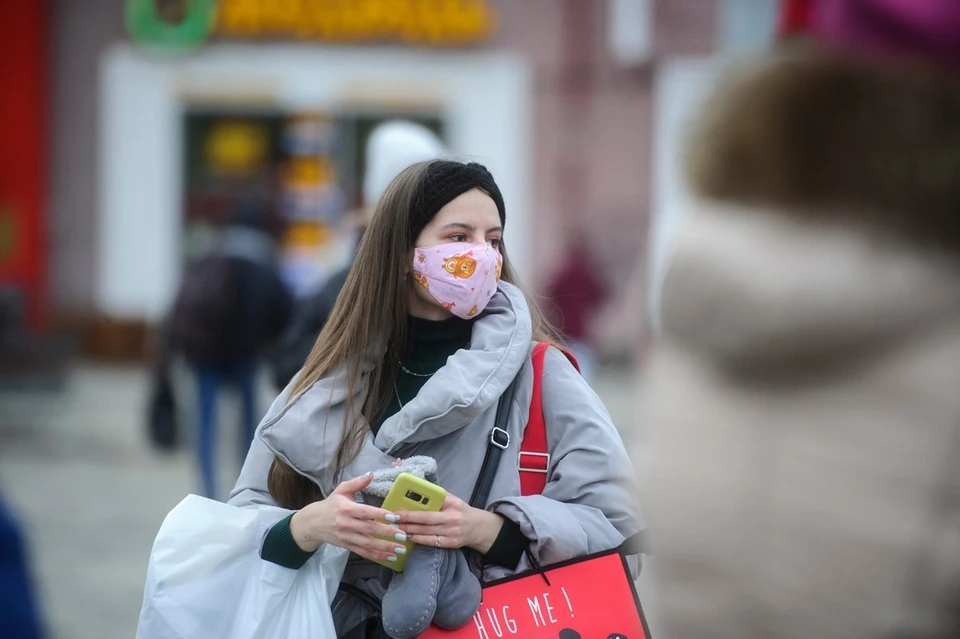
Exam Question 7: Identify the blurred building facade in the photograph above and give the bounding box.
[22,0,778,361]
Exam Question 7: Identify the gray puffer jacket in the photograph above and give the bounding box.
[229,281,643,586]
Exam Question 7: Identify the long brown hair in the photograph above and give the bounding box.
[268,160,561,508]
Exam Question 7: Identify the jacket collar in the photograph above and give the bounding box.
[259,281,533,474]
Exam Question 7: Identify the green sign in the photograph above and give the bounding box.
[126,0,217,52]
[0,205,16,263]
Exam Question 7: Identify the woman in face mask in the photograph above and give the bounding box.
[228,160,643,637]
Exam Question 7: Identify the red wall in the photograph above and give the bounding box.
[0,1,47,328]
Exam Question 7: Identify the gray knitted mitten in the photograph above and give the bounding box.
[361,457,483,639]
[362,456,439,498]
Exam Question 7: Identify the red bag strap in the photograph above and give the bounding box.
[519,343,580,496]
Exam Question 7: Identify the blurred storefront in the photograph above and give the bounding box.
[93,0,532,358]
[1,3,47,330]
[43,0,777,361]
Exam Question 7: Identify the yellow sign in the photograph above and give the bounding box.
[283,221,331,248]
[204,120,269,175]
[283,156,336,188]
[215,0,498,46]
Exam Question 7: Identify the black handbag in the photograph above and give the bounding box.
[336,582,391,639]
[336,376,522,638]
[147,365,178,451]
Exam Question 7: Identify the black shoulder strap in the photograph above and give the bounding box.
[469,375,520,509]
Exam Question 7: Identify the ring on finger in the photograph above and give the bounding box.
[434,534,441,548]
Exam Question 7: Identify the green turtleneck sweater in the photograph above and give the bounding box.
[261,316,529,570]
[372,315,474,433]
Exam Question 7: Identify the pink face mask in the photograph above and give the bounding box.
[411,242,503,319]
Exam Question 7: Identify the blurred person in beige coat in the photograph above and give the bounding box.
[641,1,960,637]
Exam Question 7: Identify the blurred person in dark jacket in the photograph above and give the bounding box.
[545,235,608,383]
[641,1,960,638]
[0,491,43,639]
[270,121,445,390]
[167,197,293,499]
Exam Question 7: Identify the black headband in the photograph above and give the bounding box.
[410,161,506,240]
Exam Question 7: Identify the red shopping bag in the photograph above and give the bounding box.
[418,549,649,639]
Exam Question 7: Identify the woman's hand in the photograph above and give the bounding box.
[288,473,409,564]
[401,493,505,553]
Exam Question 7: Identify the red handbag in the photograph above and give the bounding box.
[419,548,648,639]
[420,344,650,639]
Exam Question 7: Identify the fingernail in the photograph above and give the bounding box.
[387,555,397,563]
[394,546,407,555]
[394,532,407,542]
[385,513,400,523]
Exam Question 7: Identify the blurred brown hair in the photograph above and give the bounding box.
[687,49,960,252]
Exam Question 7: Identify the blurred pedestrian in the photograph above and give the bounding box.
[166,196,293,499]
[270,121,445,390]
[642,1,960,638]
[544,235,608,383]
[0,491,43,639]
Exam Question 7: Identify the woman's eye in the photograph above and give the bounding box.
[450,234,467,242]
[487,238,501,249]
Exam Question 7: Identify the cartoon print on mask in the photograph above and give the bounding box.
[494,257,502,281]
[413,242,501,320]
[444,251,478,279]
[413,271,429,290]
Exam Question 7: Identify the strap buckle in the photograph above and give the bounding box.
[490,427,510,450]
[519,451,550,474]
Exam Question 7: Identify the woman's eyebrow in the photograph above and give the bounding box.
[440,222,476,232]
[440,222,503,233]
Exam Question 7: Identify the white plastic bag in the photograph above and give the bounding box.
[137,495,347,639]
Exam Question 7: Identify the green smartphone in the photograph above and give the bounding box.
[373,472,446,572]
